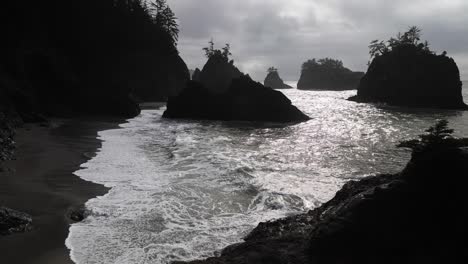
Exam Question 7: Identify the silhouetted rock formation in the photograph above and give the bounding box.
[349,45,467,109]
[178,121,468,264]
[192,68,202,81]
[131,52,190,102]
[297,58,364,90]
[0,207,32,236]
[264,70,292,89]
[199,55,243,93]
[1,0,190,118]
[164,76,309,123]
[350,27,467,109]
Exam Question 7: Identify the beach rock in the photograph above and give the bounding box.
[297,58,364,90]
[264,71,292,89]
[163,76,310,123]
[180,124,468,264]
[349,45,467,109]
[0,207,32,236]
[68,205,90,222]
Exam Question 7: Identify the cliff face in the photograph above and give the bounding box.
[264,71,292,89]
[350,45,467,109]
[297,60,364,90]
[129,51,190,102]
[178,124,468,264]
[1,0,190,119]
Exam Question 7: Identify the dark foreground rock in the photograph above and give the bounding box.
[0,207,32,235]
[163,76,309,123]
[297,58,364,90]
[264,71,292,89]
[178,122,468,264]
[349,45,467,109]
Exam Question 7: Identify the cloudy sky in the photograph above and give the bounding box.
[169,0,468,83]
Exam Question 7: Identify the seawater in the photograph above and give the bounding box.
[67,87,468,264]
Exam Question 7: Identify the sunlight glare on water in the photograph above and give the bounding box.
[67,87,468,264]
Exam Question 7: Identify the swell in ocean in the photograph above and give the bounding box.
[66,88,468,264]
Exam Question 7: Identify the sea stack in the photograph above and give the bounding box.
[163,43,309,123]
[349,27,467,109]
[297,58,364,90]
[264,67,292,89]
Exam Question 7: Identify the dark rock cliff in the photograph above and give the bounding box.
[264,71,292,89]
[350,45,467,109]
[199,56,243,94]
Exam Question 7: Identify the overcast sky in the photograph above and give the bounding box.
[169,0,468,82]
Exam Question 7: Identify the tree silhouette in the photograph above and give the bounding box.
[202,40,232,61]
[267,67,278,73]
[368,26,434,61]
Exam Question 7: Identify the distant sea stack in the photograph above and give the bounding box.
[264,67,292,89]
[350,27,467,109]
[163,42,309,123]
[297,58,364,90]
[192,68,201,81]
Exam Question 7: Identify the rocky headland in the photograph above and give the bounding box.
[297,58,364,90]
[264,68,292,89]
[349,27,467,109]
[177,120,468,264]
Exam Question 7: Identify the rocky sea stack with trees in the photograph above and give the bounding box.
[264,67,292,89]
[179,120,468,264]
[350,27,467,109]
[297,58,364,90]
[163,42,309,123]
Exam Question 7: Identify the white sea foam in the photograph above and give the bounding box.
[67,90,468,264]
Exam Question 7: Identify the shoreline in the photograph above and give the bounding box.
[0,118,122,264]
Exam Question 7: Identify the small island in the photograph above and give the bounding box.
[264,67,292,89]
[349,26,468,109]
[297,58,364,90]
[163,41,309,123]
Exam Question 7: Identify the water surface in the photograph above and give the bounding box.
[67,87,468,263]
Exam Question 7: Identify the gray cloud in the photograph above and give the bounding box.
[169,0,468,82]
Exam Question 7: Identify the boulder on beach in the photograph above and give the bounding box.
[297,58,364,90]
[264,67,292,89]
[0,207,32,236]
[349,27,467,109]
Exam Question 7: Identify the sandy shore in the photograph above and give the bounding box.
[0,118,122,264]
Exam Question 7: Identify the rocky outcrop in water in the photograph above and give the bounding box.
[163,75,309,123]
[264,70,292,89]
[0,207,32,236]
[164,52,309,123]
[349,28,467,109]
[179,121,468,264]
[297,58,364,90]
[199,56,243,94]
